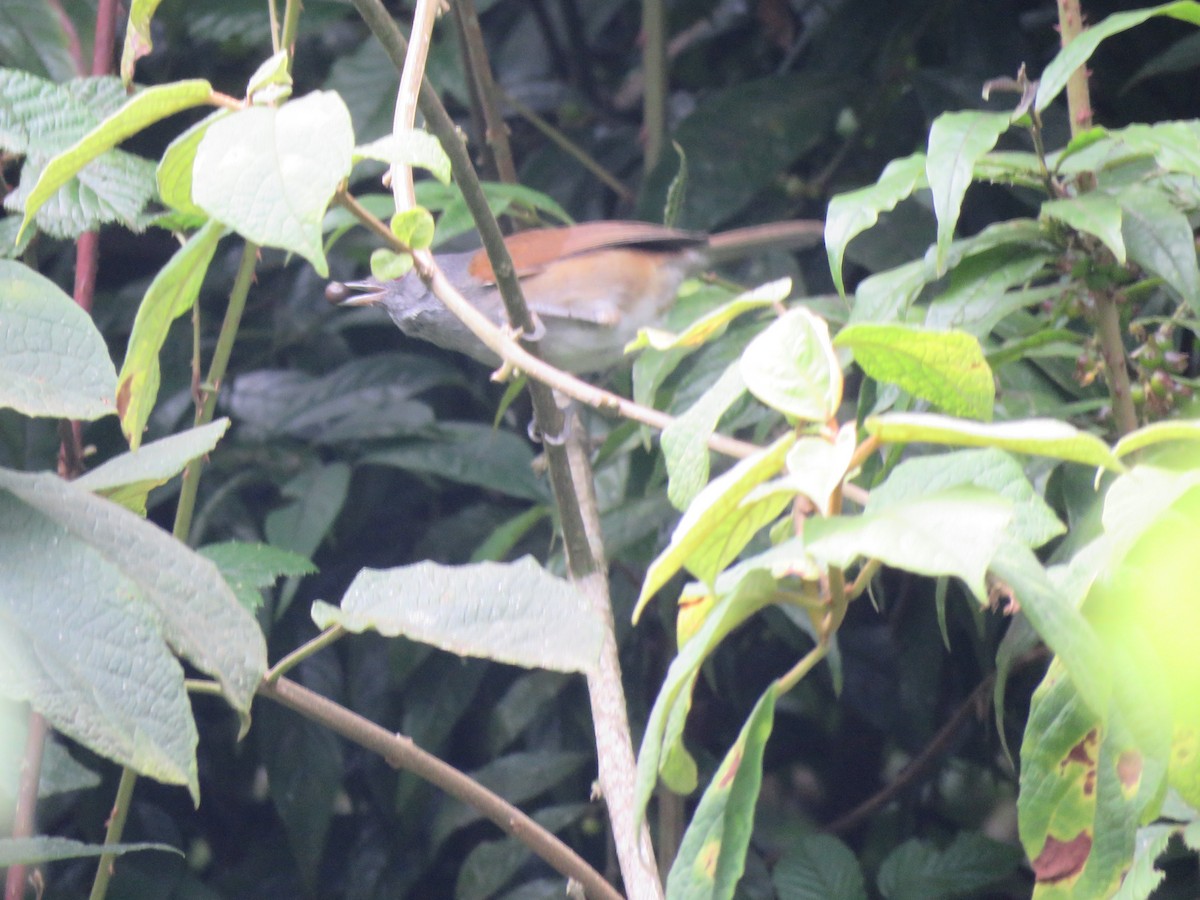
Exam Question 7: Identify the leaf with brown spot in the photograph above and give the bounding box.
[1032,832,1093,883]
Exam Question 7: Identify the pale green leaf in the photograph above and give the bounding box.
[926,110,1014,275]
[634,432,795,620]
[355,128,451,184]
[0,260,116,420]
[740,308,842,421]
[0,837,179,867]
[1115,419,1200,458]
[1118,184,1200,313]
[783,422,857,516]
[119,0,168,85]
[1041,193,1126,263]
[310,557,602,674]
[665,685,776,900]
[115,220,225,447]
[18,80,214,241]
[75,419,230,514]
[805,486,1012,601]
[662,363,746,510]
[865,412,1123,471]
[192,91,354,276]
[825,152,928,295]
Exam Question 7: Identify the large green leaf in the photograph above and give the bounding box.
[805,486,1012,602]
[877,832,1022,900]
[0,260,116,420]
[662,362,746,510]
[1118,184,1200,314]
[772,834,866,900]
[192,90,354,275]
[311,557,603,674]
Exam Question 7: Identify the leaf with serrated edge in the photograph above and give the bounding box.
[116,220,225,448]
[0,261,116,420]
[835,323,994,420]
[75,419,230,514]
[825,152,927,296]
[193,91,353,276]
[0,493,199,798]
[772,834,867,900]
[634,432,795,620]
[866,412,1123,471]
[311,557,602,674]
[927,110,1013,275]
[0,470,265,716]
[18,80,214,241]
[741,309,842,421]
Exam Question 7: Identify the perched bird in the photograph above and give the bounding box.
[326,219,822,374]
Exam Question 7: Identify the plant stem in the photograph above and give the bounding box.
[258,676,624,900]
[3,711,48,900]
[86,767,138,900]
[173,241,259,542]
[641,0,667,173]
[264,626,347,681]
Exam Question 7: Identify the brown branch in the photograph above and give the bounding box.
[257,677,623,900]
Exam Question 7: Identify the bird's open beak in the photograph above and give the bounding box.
[324,280,385,307]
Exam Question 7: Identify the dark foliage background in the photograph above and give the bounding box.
[5,1,1200,897]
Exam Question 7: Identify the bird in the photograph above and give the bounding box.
[325,219,823,374]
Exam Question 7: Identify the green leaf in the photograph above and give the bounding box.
[865,412,1124,471]
[120,0,168,85]
[835,323,994,420]
[310,557,603,674]
[662,363,746,510]
[18,79,214,241]
[0,260,116,420]
[0,469,266,719]
[355,128,451,185]
[990,542,1111,717]
[740,308,842,421]
[629,278,787,353]
[156,109,230,218]
[199,541,316,613]
[772,834,867,900]
[1036,2,1200,113]
[0,489,200,797]
[192,91,354,276]
[1115,419,1200,458]
[75,419,230,514]
[868,448,1065,549]
[390,206,435,250]
[877,832,1022,900]
[370,247,415,281]
[663,140,688,227]
[926,110,1014,275]
[1111,824,1175,900]
[1017,661,1166,898]
[634,570,779,823]
[1118,184,1200,314]
[246,49,292,104]
[115,220,225,448]
[805,486,1012,602]
[634,432,795,620]
[924,245,1055,336]
[265,462,351,562]
[784,422,858,517]
[0,2,75,82]
[0,836,179,867]
[825,152,928,295]
[1041,193,1126,263]
[456,804,588,900]
[665,685,776,900]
